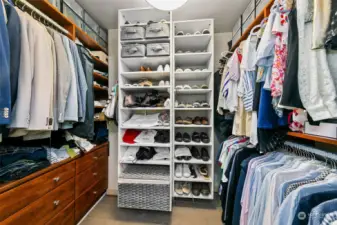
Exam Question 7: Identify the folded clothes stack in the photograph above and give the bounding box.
[122,129,170,144]
[122,112,170,128]
[122,146,170,162]
[0,146,50,183]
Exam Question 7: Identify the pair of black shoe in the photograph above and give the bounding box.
[191,132,210,143]
[155,130,170,143]
[190,147,210,161]
[175,132,210,143]
[124,90,162,107]
[175,132,191,142]
[136,147,156,160]
[192,183,210,196]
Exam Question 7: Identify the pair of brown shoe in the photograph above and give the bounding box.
[192,116,209,125]
[140,66,152,72]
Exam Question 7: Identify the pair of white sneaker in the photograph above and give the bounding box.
[175,164,191,178]
[157,64,170,72]
[158,80,170,86]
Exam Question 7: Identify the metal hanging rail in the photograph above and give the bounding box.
[14,0,69,35]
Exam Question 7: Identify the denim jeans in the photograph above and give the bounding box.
[0,0,11,125]
[0,159,50,183]
[5,3,21,108]
[70,45,95,140]
[0,148,47,167]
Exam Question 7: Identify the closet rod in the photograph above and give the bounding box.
[284,141,337,161]
[14,0,69,35]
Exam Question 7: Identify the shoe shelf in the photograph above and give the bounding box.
[174,141,212,146]
[120,159,171,166]
[120,107,169,111]
[174,124,212,128]
[118,8,174,212]
[173,19,214,201]
[121,37,170,45]
[121,56,170,71]
[120,86,171,91]
[120,142,171,147]
[174,176,212,183]
[175,89,212,94]
[175,52,212,66]
[173,192,213,200]
[120,125,171,130]
[121,71,170,80]
[174,108,212,111]
[174,158,212,165]
[175,34,212,51]
[175,71,212,81]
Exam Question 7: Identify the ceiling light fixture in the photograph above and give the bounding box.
[146,0,188,11]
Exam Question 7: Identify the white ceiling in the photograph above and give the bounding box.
[76,0,251,33]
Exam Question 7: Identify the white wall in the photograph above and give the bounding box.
[213,32,232,191]
[214,32,232,70]
[107,29,119,195]
[106,31,233,195]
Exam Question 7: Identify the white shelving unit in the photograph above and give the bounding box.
[118,8,173,212]
[118,9,214,210]
[172,19,215,200]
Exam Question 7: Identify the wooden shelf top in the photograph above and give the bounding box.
[93,72,109,83]
[91,55,109,72]
[0,142,108,194]
[230,0,274,52]
[27,0,75,40]
[76,26,107,54]
[288,132,337,146]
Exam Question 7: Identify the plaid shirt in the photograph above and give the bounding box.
[284,170,331,198]
[321,211,337,225]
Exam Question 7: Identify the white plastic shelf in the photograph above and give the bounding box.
[121,56,170,71]
[175,89,211,94]
[120,159,171,166]
[175,71,212,81]
[120,126,170,130]
[120,142,171,147]
[175,34,211,51]
[173,192,213,200]
[121,71,170,81]
[175,52,212,66]
[174,108,212,111]
[174,124,212,128]
[121,107,169,111]
[173,158,212,165]
[120,86,170,91]
[121,38,170,44]
[174,176,212,183]
[174,141,212,146]
[119,178,170,185]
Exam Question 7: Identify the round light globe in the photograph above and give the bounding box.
[146,0,188,11]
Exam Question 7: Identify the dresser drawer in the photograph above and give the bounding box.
[46,201,75,225]
[0,161,75,221]
[75,155,108,198]
[76,145,108,174]
[75,177,107,223]
[3,178,75,225]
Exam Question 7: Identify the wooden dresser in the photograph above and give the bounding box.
[0,142,109,225]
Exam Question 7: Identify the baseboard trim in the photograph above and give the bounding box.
[77,192,106,224]
[106,189,118,196]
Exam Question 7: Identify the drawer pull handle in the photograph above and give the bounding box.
[53,177,60,183]
[93,173,98,176]
[93,191,97,195]
[93,156,98,160]
[54,200,60,206]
